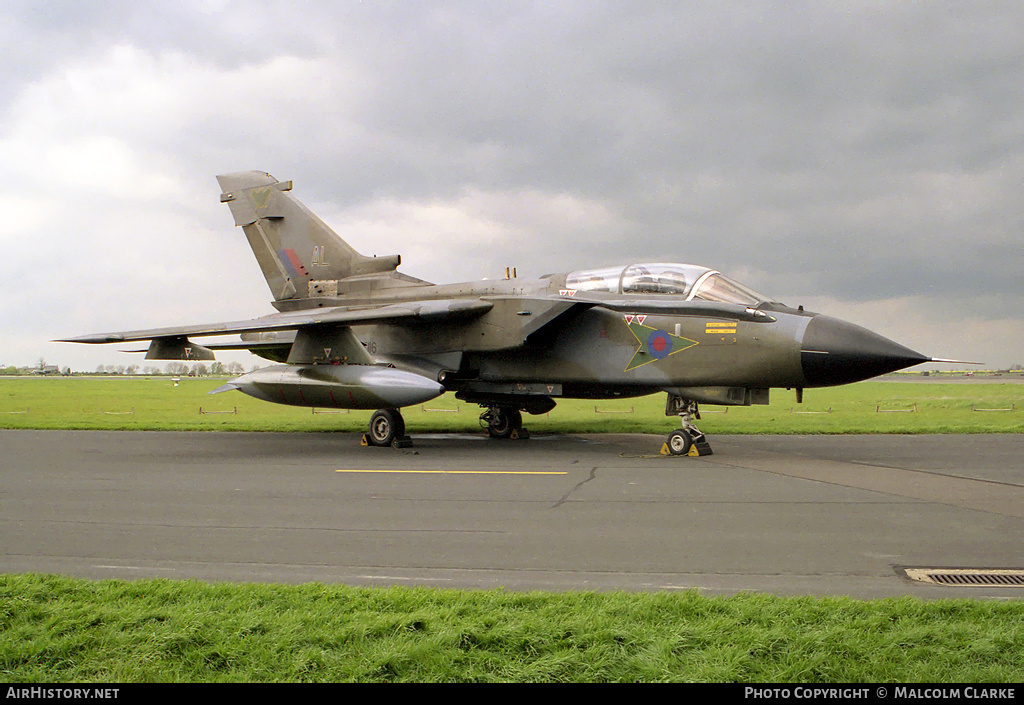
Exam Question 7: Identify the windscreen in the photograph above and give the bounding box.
[688,272,767,305]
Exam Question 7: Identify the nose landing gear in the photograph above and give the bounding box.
[663,395,713,457]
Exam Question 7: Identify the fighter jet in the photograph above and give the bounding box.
[61,171,953,455]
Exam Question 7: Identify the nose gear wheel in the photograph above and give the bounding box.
[663,395,713,457]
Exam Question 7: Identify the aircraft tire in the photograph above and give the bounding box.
[487,407,522,439]
[666,429,692,456]
[369,408,405,446]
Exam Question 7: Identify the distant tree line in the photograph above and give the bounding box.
[1,359,69,375]
[2,360,256,376]
[91,361,249,376]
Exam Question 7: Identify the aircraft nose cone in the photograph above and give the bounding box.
[800,315,929,387]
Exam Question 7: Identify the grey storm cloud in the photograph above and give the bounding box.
[0,1,1021,370]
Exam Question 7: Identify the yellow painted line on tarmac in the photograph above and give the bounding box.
[336,469,567,475]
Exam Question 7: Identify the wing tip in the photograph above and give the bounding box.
[55,334,126,344]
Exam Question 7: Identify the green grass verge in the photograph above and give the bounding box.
[3,574,1022,683]
[0,377,1021,434]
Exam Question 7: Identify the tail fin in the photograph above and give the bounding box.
[216,171,402,301]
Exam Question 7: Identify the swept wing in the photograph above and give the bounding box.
[58,299,493,345]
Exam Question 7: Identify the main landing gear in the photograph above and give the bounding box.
[361,404,531,449]
[362,408,413,448]
[663,395,713,457]
[480,406,528,440]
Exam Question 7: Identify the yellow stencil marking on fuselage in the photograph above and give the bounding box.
[705,321,737,334]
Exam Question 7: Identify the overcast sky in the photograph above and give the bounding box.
[2,1,1021,372]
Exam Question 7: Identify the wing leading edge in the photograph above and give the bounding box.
[58,299,494,362]
[58,299,494,345]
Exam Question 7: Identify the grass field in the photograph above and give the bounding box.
[3,574,1023,683]
[1,375,1021,434]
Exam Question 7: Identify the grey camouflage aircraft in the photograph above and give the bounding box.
[62,171,958,455]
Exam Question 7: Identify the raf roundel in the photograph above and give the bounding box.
[647,330,673,359]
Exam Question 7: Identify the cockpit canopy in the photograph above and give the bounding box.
[564,263,768,306]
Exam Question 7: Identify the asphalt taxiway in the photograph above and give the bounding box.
[2,430,1022,598]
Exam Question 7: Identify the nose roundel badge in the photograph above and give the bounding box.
[647,330,672,359]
